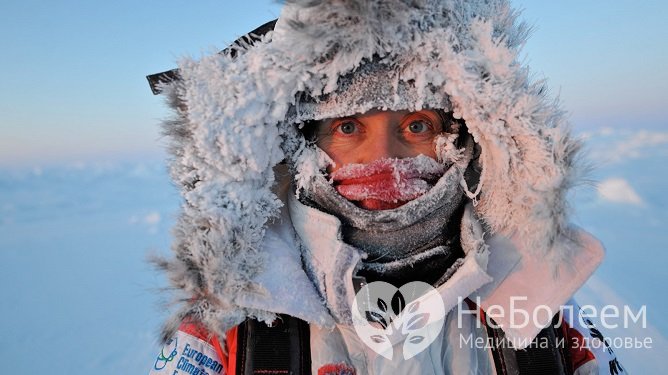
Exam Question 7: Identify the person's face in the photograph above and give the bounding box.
[314,109,444,172]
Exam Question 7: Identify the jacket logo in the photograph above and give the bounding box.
[351,281,445,360]
[154,337,179,371]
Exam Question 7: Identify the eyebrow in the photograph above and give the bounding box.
[402,111,441,123]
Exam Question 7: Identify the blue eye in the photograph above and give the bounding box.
[408,121,429,133]
[337,121,357,134]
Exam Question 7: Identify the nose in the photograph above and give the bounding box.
[358,125,412,163]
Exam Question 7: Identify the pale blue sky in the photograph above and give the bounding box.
[1,0,666,166]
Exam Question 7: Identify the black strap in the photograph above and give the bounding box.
[146,19,277,95]
[486,313,572,375]
[236,315,311,375]
[235,310,571,375]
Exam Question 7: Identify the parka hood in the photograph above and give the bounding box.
[154,0,598,342]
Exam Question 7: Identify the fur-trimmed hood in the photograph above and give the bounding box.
[154,0,601,342]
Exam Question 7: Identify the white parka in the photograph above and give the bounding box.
[150,0,624,374]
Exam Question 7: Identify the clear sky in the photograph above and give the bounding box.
[1,0,666,166]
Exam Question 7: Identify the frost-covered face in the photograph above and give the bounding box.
[315,109,443,171]
[313,109,446,210]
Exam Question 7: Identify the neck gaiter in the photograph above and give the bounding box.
[301,140,475,285]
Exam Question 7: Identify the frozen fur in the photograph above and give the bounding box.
[156,0,583,341]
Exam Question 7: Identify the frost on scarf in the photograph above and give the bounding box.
[156,0,584,342]
[331,156,445,210]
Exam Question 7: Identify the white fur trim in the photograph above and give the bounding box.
[157,0,592,341]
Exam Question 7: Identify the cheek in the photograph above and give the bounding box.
[322,146,354,173]
[316,139,357,173]
[399,135,439,160]
[412,142,438,160]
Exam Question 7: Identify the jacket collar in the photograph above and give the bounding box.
[264,193,604,348]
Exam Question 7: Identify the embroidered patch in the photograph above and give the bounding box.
[317,363,356,375]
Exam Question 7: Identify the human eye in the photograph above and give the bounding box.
[333,119,360,135]
[401,110,444,138]
[402,116,436,136]
[407,120,431,134]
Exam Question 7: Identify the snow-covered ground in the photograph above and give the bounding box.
[0,127,665,374]
[0,161,177,373]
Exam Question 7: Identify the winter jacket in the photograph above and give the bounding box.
[147,0,626,373]
[149,187,623,374]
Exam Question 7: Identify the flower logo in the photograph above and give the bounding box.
[351,281,445,360]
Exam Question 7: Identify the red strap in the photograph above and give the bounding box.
[561,319,596,372]
[224,326,239,375]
